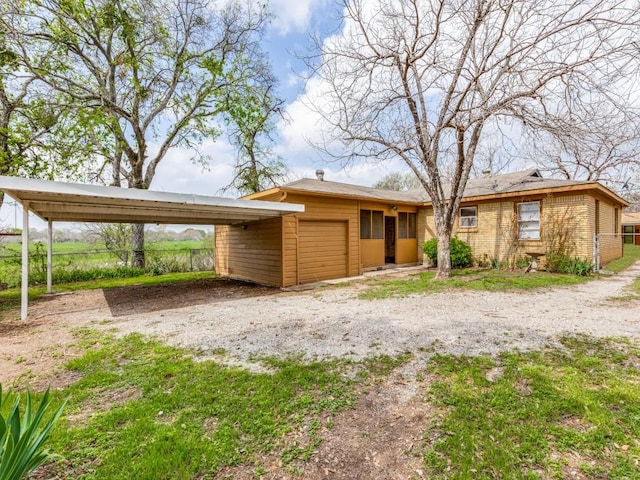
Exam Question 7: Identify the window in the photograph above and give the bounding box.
[360,210,371,239]
[360,209,384,239]
[398,212,417,238]
[623,225,634,244]
[518,201,540,240]
[459,206,477,228]
[372,211,384,238]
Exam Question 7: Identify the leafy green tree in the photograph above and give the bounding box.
[373,172,420,191]
[224,80,289,195]
[2,0,276,267]
[0,30,94,210]
[86,223,133,266]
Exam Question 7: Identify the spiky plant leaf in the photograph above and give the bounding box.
[0,386,66,480]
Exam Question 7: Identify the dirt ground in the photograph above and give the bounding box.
[1,266,639,479]
[0,277,278,388]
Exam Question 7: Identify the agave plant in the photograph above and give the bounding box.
[0,385,66,480]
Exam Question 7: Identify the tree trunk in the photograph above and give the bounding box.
[435,230,452,280]
[131,223,145,268]
[130,166,145,268]
[433,205,453,279]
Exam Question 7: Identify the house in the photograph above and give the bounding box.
[622,212,640,245]
[423,170,628,269]
[215,169,628,286]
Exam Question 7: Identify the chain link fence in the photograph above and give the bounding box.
[0,245,214,288]
[592,232,639,272]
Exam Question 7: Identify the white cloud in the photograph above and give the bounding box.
[149,139,237,197]
[285,71,301,89]
[270,0,328,35]
[290,158,409,186]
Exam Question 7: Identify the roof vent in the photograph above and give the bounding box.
[315,169,325,181]
[482,169,491,178]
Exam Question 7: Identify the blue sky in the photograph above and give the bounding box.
[149,0,408,199]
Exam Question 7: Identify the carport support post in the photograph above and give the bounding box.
[47,219,52,293]
[21,201,29,320]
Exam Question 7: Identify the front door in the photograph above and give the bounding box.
[385,216,396,264]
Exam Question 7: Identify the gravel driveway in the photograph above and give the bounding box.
[4,263,639,385]
[86,263,640,366]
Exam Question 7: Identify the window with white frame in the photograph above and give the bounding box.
[459,206,477,228]
[518,201,540,240]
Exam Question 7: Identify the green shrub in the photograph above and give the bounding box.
[422,237,472,268]
[0,386,66,480]
[571,258,593,276]
[545,254,592,276]
[422,238,438,265]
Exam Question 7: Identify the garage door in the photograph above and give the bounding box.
[298,220,348,284]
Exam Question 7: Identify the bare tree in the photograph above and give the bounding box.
[85,223,133,266]
[308,0,640,278]
[523,90,640,190]
[2,0,274,267]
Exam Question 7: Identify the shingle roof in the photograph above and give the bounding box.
[276,169,594,203]
[278,177,427,203]
[622,211,640,225]
[459,169,592,198]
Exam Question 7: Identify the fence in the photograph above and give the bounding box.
[592,233,639,272]
[0,246,214,288]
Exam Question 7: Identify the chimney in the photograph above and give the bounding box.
[315,169,325,181]
[482,168,491,178]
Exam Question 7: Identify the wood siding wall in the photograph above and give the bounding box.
[280,193,359,286]
[222,193,420,287]
[214,218,283,286]
[359,201,419,268]
[419,192,624,266]
[361,240,385,268]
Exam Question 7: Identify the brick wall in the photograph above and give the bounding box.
[417,192,624,266]
[587,196,623,265]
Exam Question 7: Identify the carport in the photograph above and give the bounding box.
[0,175,304,320]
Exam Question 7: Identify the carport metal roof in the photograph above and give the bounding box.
[0,175,304,225]
[0,175,304,320]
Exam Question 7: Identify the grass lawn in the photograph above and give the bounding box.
[6,334,638,479]
[422,336,640,479]
[0,239,213,288]
[361,244,640,300]
[604,244,640,273]
[39,331,406,479]
[360,268,588,299]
